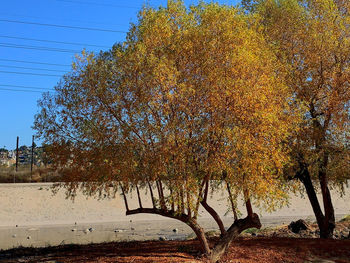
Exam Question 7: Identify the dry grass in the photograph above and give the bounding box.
[0,166,61,183]
[340,215,350,222]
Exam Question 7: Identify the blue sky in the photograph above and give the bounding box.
[0,0,239,150]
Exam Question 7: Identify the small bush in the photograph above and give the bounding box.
[340,215,350,222]
[243,228,259,234]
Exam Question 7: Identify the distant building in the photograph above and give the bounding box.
[0,158,15,166]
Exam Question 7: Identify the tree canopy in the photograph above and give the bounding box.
[33,0,350,260]
[35,0,297,208]
[250,0,350,237]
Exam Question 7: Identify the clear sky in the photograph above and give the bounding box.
[0,0,239,150]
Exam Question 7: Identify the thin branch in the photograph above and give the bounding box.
[119,183,129,212]
[194,179,206,219]
[243,188,253,217]
[169,182,175,211]
[180,186,185,213]
[148,181,156,208]
[126,207,189,223]
[201,180,226,235]
[187,190,192,218]
[156,180,166,210]
[226,180,238,221]
[135,184,143,209]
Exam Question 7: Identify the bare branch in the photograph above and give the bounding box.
[135,184,143,209]
[119,183,129,212]
[226,180,238,221]
[148,181,156,208]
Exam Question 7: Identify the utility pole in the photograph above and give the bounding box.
[15,136,19,183]
[30,135,35,182]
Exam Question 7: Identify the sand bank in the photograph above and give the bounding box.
[0,182,349,249]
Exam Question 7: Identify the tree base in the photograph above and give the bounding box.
[209,213,261,263]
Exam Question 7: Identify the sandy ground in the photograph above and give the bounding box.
[1,182,349,227]
[0,182,349,250]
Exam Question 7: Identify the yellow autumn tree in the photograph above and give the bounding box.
[34,1,299,261]
[251,0,350,238]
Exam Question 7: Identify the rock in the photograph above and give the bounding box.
[12,234,16,238]
[27,236,31,240]
[88,227,94,232]
[159,236,166,241]
[130,220,132,223]
[131,227,135,231]
[288,219,310,234]
[114,229,123,233]
[173,228,178,233]
[74,222,77,225]
[84,229,89,234]
[15,225,18,227]
[71,228,77,232]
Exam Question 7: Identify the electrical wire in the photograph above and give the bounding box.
[0,64,67,73]
[0,12,128,28]
[0,35,110,48]
[0,87,50,93]
[0,70,62,77]
[0,84,55,91]
[56,0,140,9]
[0,19,127,33]
[0,58,70,67]
[0,43,81,53]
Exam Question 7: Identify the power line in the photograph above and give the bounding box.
[56,0,140,9]
[0,84,55,91]
[0,58,70,67]
[0,12,128,28]
[0,35,110,48]
[0,87,49,93]
[0,19,128,33]
[0,64,67,73]
[0,70,62,77]
[0,43,81,53]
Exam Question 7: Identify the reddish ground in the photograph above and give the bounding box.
[1,237,350,263]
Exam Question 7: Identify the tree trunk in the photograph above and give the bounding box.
[310,114,335,238]
[126,207,211,255]
[209,213,261,263]
[298,164,334,238]
[188,220,211,255]
[298,169,325,232]
[319,166,335,238]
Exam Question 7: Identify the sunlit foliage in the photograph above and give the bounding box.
[35,0,302,259]
[254,0,350,237]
